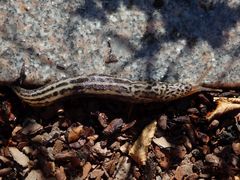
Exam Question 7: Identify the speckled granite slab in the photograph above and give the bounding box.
[0,0,239,87]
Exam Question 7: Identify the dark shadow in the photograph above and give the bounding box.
[72,0,239,80]
[74,0,239,48]
[160,0,239,48]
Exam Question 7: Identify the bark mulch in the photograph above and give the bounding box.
[0,89,239,179]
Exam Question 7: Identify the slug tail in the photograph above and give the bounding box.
[191,85,222,94]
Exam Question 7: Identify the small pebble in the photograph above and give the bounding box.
[199,104,208,114]
[208,119,219,129]
[187,108,199,115]
[158,114,168,130]
[232,142,240,155]
[183,136,192,151]
[205,154,221,166]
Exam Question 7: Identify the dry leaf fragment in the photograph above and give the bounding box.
[215,97,240,103]
[206,97,240,121]
[8,147,30,168]
[129,120,157,165]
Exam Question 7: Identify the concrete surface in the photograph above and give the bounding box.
[0,0,239,87]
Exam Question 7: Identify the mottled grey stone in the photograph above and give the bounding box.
[0,0,239,87]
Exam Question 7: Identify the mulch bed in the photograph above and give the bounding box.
[0,89,239,179]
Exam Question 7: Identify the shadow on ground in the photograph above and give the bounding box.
[74,0,240,80]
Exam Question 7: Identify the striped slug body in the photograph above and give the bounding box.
[12,75,206,107]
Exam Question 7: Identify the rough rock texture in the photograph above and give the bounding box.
[0,0,239,87]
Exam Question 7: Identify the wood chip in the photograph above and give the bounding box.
[97,112,108,128]
[205,154,221,166]
[66,125,84,143]
[8,147,30,168]
[54,151,77,160]
[103,118,123,135]
[154,146,170,169]
[152,137,172,148]
[25,170,45,180]
[0,167,12,176]
[174,164,194,180]
[81,162,92,179]
[92,142,110,156]
[53,139,64,155]
[90,168,104,179]
[0,155,11,164]
[55,166,67,180]
[21,121,43,135]
[113,156,131,180]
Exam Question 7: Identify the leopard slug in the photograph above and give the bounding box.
[12,75,218,107]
